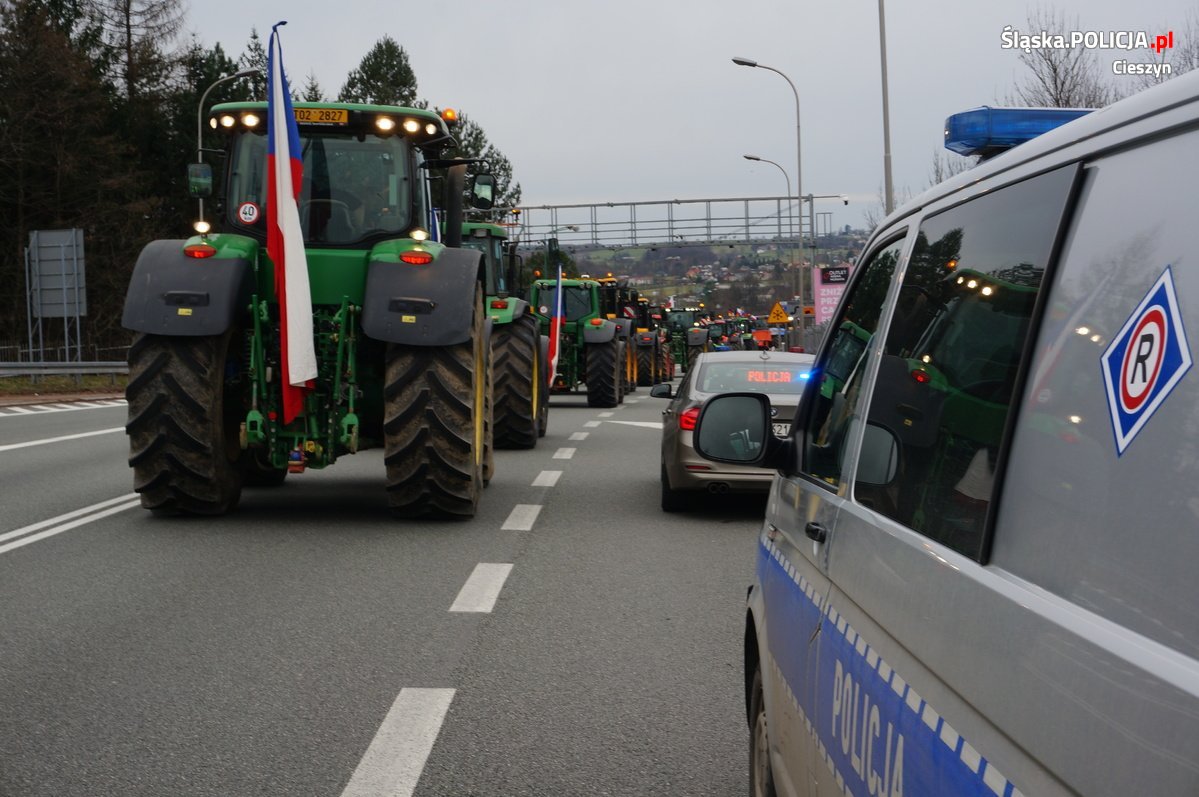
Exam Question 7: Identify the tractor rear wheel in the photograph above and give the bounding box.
[585,338,621,408]
[384,285,488,518]
[492,313,541,449]
[126,331,244,515]
[636,345,656,386]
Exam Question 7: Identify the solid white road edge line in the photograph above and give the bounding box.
[449,563,514,613]
[0,427,125,453]
[0,499,140,556]
[605,421,665,429]
[501,504,542,531]
[532,470,562,488]
[0,494,138,545]
[339,687,455,797]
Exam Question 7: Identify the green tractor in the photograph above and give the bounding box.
[121,101,497,519]
[460,221,549,446]
[530,277,624,408]
[631,298,672,385]
[594,275,640,393]
[664,307,713,374]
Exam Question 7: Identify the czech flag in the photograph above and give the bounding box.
[266,21,316,424]
[546,262,564,387]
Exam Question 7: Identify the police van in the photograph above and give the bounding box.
[692,70,1199,796]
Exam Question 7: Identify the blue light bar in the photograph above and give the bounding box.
[944,106,1092,158]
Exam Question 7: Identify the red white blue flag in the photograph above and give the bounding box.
[546,262,564,387]
[267,21,316,424]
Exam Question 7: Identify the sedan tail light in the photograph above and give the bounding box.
[679,407,700,431]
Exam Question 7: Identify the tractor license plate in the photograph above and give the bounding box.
[294,108,348,125]
[772,422,791,437]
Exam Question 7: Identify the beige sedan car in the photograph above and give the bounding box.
[651,350,814,511]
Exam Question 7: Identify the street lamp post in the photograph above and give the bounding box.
[877,0,895,215]
[742,154,797,298]
[196,68,258,227]
[732,57,805,318]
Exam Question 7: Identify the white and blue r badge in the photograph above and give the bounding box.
[1101,266,1192,455]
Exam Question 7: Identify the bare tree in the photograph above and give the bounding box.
[1138,9,1199,88]
[928,149,975,188]
[1006,6,1119,108]
[92,0,184,99]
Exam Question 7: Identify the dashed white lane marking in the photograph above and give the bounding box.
[0,427,124,453]
[625,398,641,403]
[604,421,664,429]
[598,412,614,417]
[501,504,542,531]
[532,470,562,487]
[552,448,576,460]
[449,563,514,613]
[583,421,601,428]
[569,432,589,441]
[0,495,140,556]
[339,688,455,797]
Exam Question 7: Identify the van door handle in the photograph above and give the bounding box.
[805,522,828,544]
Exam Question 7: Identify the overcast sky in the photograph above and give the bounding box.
[188,0,1196,230]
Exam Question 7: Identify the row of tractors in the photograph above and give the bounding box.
[118,93,780,522]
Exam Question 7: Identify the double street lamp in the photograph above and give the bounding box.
[742,154,798,296]
[732,56,808,311]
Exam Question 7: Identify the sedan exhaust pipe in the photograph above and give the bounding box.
[707,482,730,494]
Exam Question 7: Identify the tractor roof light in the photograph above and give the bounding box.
[241,113,260,128]
[376,116,397,132]
[440,108,458,124]
[402,118,420,133]
[944,106,1092,159]
[219,114,236,128]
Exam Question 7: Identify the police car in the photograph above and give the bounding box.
[691,70,1199,796]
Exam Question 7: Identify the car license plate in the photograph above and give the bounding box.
[772,422,791,437]
[294,108,348,125]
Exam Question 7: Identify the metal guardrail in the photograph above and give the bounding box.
[0,362,128,377]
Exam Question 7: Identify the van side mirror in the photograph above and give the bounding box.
[856,422,899,485]
[188,163,213,198]
[470,173,496,209]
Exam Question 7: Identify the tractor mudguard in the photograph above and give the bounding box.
[582,322,617,344]
[121,240,253,336]
[634,331,658,348]
[686,327,710,346]
[361,247,483,345]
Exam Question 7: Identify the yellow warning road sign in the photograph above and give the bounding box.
[767,302,790,324]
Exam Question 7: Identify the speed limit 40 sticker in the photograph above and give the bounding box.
[237,202,260,225]
[1101,266,1192,455]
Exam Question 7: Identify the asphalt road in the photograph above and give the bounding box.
[0,386,767,796]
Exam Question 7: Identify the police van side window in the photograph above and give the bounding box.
[855,166,1076,560]
[801,238,904,488]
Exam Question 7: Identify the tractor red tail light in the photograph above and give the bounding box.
[183,240,219,256]
[490,299,509,310]
[679,407,700,431]
[912,369,931,384]
[400,250,434,265]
